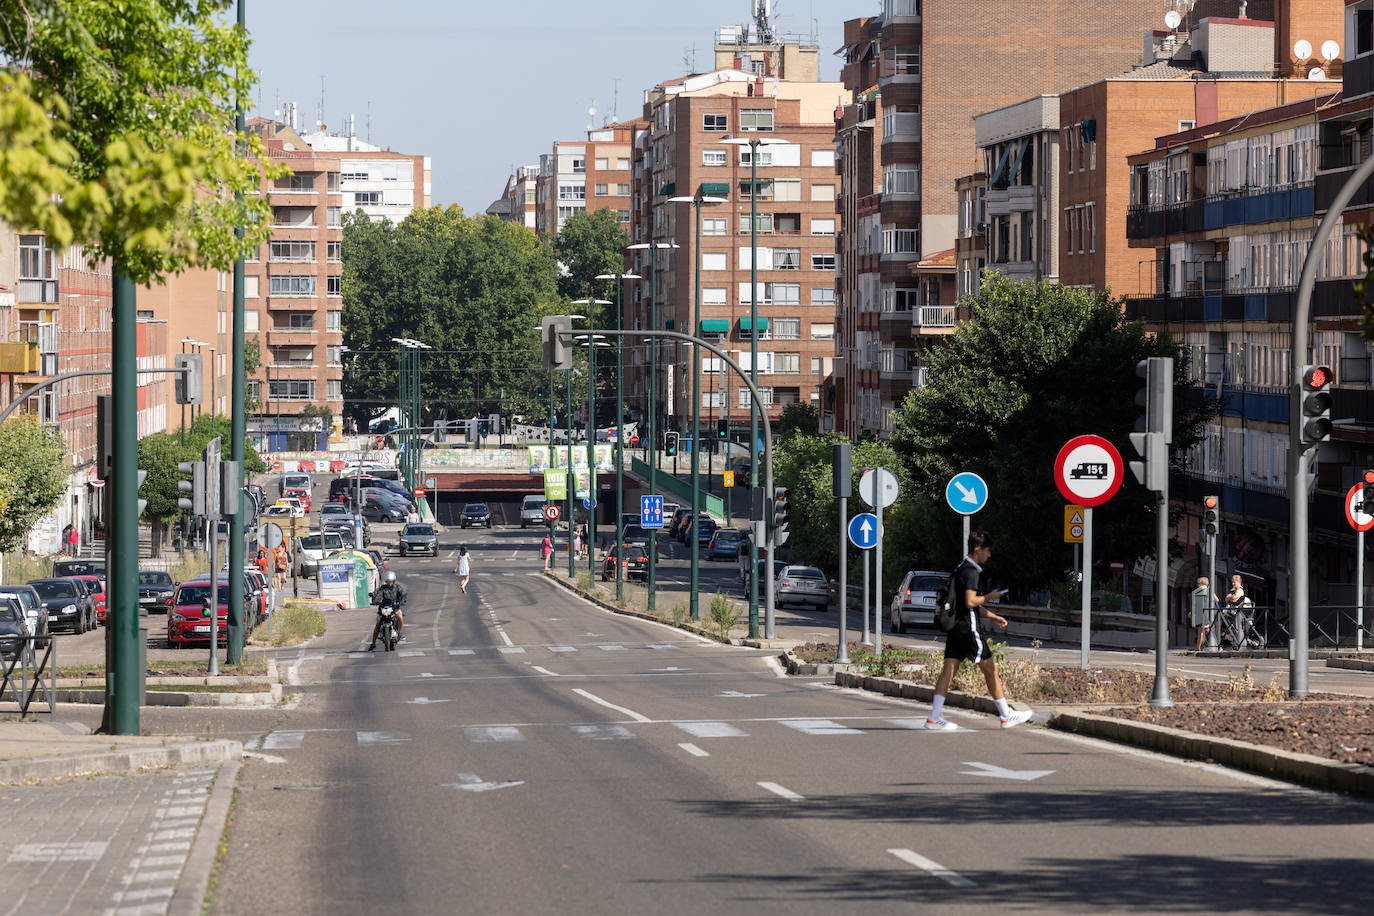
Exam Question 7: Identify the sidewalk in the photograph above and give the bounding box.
[0,721,240,782]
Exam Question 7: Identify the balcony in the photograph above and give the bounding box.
[266,328,318,347]
[1007,186,1035,212]
[1344,52,1374,103]
[915,305,957,330]
[881,0,920,22]
[1203,185,1313,228]
[17,279,57,304]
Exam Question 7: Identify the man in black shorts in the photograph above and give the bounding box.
[924,530,1033,730]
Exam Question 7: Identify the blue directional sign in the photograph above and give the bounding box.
[945,471,988,516]
[583,496,597,510]
[847,513,878,550]
[640,495,665,529]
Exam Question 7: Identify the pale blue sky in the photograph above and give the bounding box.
[246,0,861,214]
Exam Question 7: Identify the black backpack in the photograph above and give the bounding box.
[934,563,964,633]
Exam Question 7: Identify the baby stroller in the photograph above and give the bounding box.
[1216,599,1263,649]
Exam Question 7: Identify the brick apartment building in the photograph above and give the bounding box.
[489,165,539,229]
[536,123,640,238]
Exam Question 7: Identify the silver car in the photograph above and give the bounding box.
[398,523,439,556]
[889,570,950,633]
[775,566,831,610]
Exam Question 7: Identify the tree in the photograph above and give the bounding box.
[890,273,1214,590]
[186,415,265,475]
[553,208,631,309]
[244,337,262,411]
[138,432,192,555]
[0,416,68,553]
[778,403,819,439]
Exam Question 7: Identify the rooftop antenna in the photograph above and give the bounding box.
[367,101,372,144]
[610,77,620,123]
[317,75,325,132]
[683,43,697,73]
[754,0,776,44]
[587,103,597,132]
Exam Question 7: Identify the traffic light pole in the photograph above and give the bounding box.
[227,0,247,666]
[110,271,140,735]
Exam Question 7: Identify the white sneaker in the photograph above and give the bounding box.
[1000,708,1033,729]
[924,718,958,731]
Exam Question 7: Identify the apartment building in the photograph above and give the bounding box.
[301,126,431,222]
[626,67,843,435]
[536,123,639,238]
[489,166,539,229]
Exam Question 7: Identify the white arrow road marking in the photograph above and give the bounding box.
[859,519,874,537]
[888,849,977,887]
[757,781,804,801]
[719,690,765,697]
[444,773,524,792]
[448,649,475,656]
[404,697,452,705]
[959,761,1055,781]
[953,481,979,504]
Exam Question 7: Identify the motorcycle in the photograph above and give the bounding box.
[375,599,400,652]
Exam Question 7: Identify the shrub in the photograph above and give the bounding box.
[250,601,326,647]
[708,591,739,642]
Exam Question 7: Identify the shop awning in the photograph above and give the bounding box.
[699,319,730,334]
[657,182,676,197]
[738,316,770,331]
[664,319,675,330]
[699,182,730,197]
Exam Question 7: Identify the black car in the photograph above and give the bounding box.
[361,495,409,523]
[29,577,94,633]
[52,557,105,579]
[0,597,25,660]
[460,503,493,528]
[137,570,177,614]
[0,584,47,637]
[602,545,649,582]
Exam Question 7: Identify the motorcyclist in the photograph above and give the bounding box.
[367,570,407,650]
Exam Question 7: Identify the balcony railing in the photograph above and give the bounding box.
[916,305,956,327]
[17,279,57,303]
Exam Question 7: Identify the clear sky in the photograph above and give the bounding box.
[246,0,861,215]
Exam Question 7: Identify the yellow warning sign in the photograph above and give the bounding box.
[1064,505,1085,544]
[723,470,735,488]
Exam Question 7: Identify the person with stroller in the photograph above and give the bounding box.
[1221,574,1258,649]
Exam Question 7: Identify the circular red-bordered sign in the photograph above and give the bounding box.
[414,487,426,498]
[543,504,562,522]
[1054,435,1124,507]
[1345,483,1374,532]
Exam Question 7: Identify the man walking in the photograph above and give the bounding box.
[925,531,1032,730]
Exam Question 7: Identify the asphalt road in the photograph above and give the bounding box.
[202,519,1374,915]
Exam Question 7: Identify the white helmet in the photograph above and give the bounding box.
[385,571,397,583]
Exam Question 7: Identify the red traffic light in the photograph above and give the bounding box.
[1203,495,1218,510]
[1364,469,1374,486]
[1303,365,1332,389]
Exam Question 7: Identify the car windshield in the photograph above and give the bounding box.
[0,600,19,623]
[0,591,33,610]
[175,585,226,608]
[524,499,545,509]
[464,504,487,513]
[789,567,826,580]
[53,560,104,576]
[910,576,947,592]
[139,572,173,587]
[402,524,434,536]
[32,580,78,598]
[715,530,740,541]
[321,504,348,514]
[301,534,345,551]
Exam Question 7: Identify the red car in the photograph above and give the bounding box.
[283,486,311,511]
[166,576,232,647]
[70,575,107,625]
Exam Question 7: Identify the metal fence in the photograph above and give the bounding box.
[0,636,56,716]
[1246,605,1370,650]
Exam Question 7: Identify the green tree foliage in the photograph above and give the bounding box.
[553,208,631,310]
[186,415,265,475]
[891,273,1214,590]
[342,207,562,427]
[244,337,262,411]
[0,416,68,553]
[137,432,190,526]
[778,403,819,439]
[0,2,278,281]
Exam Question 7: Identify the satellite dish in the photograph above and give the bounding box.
[588,106,597,117]
[1293,39,1312,60]
[1322,40,1341,61]
[1308,66,1326,81]
[1164,10,1181,30]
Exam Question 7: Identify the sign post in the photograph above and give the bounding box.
[859,468,899,653]
[833,443,851,663]
[1345,481,1374,650]
[1054,435,1124,671]
[848,512,877,653]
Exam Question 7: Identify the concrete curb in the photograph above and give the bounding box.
[1327,657,1374,672]
[53,689,279,707]
[168,756,240,916]
[832,669,1011,718]
[780,649,850,676]
[537,570,730,644]
[0,739,243,784]
[1050,710,1374,799]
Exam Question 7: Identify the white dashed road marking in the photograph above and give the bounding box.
[888,849,977,887]
[757,782,805,801]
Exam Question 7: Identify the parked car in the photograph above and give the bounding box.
[271,498,306,518]
[0,597,26,660]
[279,472,311,496]
[262,504,294,520]
[135,570,177,615]
[320,502,352,520]
[692,517,718,545]
[602,544,649,582]
[398,523,439,556]
[282,486,311,511]
[520,494,548,528]
[167,577,237,648]
[29,577,94,632]
[241,569,269,629]
[668,507,692,539]
[51,558,105,579]
[460,503,493,528]
[297,531,347,577]
[324,517,369,548]
[361,495,408,523]
[740,557,788,590]
[889,570,951,633]
[619,524,656,549]
[707,528,742,560]
[0,584,48,638]
[71,575,108,625]
[776,566,831,610]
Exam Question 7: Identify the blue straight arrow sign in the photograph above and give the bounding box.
[848,513,878,550]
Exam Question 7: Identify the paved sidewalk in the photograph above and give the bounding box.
[0,722,240,783]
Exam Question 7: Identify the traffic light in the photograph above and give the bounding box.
[488,413,501,436]
[1202,494,1219,537]
[478,417,490,437]
[542,316,572,370]
[219,461,241,516]
[664,431,679,457]
[174,352,203,405]
[1299,365,1333,448]
[1128,356,1172,492]
[1359,469,1374,512]
[177,460,206,515]
[771,487,790,547]
[717,418,728,439]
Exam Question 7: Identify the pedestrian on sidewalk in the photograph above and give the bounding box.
[540,533,553,571]
[1193,576,1218,651]
[455,546,471,593]
[406,506,420,524]
[572,527,583,561]
[925,530,1032,730]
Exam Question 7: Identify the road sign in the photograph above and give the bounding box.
[583,496,596,510]
[425,477,436,490]
[1064,505,1085,544]
[640,495,665,529]
[1346,483,1374,532]
[1054,435,1124,507]
[414,487,426,499]
[858,467,899,509]
[543,504,561,522]
[847,513,878,550]
[944,471,988,515]
[259,522,283,550]
[723,470,735,488]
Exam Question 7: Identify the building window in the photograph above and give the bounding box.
[558,184,586,200]
[327,379,341,401]
[244,246,260,263]
[341,169,369,181]
[811,253,836,270]
[740,214,773,235]
[811,149,835,167]
[773,317,801,339]
[773,179,802,201]
[882,229,919,254]
[810,218,836,235]
[327,207,341,227]
[618,209,631,223]
[882,166,920,195]
[811,287,835,306]
[245,309,259,332]
[616,157,630,169]
[811,323,834,339]
[286,313,315,330]
[703,113,728,131]
[774,353,801,374]
[616,183,630,195]
[595,157,609,170]
[702,217,727,235]
[738,386,773,407]
[594,183,609,196]
[326,310,341,332]
[1086,202,1096,253]
[354,191,381,206]
[268,379,315,400]
[770,283,801,304]
[739,109,774,132]
[327,241,341,262]
[740,148,772,167]
[811,184,836,202]
[703,149,727,166]
[327,275,342,296]
[740,180,773,201]
[772,248,801,270]
[811,357,824,375]
[571,157,585,173]
[269,240,315,262]
[268,275,316,297]
[702,252,727,271]
[327,345,343,365]
[702,288,727,304]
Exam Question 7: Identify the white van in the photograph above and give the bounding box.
[520,494,548,528]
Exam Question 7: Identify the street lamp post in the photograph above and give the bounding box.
[669,190,727,621]
[626,241,679,612]
[572,295,612,575]
[598,272,641,603]
[722,134,788,639]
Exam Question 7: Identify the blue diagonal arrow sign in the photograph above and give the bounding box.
[945,472,988,516]
[848,513,878,550]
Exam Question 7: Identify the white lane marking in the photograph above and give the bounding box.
[128,869,182,884]
[719,690,763,697]
[398,650,425,657]
[676,721,748,738]
[263,732,304,750]
[679,742,710,757]
[532,666,560,677]
[446,551,456,559]
[144,842,190,854]
[404,697,452,705]
[571,724,635,740]
[431,582,449,648]
[757,781,805,801]
[357,731,411,746]
[242,749,286,764]
[779,719,864,736]
[448,649,475,656]
[598,644,626,651]
[151,829,195,841]
[496,627,514,647]
[888,849,977,888]
[548,646,577,653]
[498,647,526,655]
[443,773,524,792]
[510,548,520,558]
[466,726,524,742]
[287,648,308,686]
[114,887,175,902]
[571,688,652,723]
[108,902,174,915]
[763,656,787,678]
[647,643,682,650]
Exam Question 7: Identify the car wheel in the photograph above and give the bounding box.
[891,610,905,634]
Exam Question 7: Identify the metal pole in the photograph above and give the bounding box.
[180,340,187,446]
[1358,528,1365,652]
[226,0,247,665]
[587,312,597,577]
[748,139,762,635]
[874,495,883,654]
[836,494,848,663]
[646,245,658,612]
[1080,507,1092,670]
[861,547,871,646]
[108,270,140,735]
[1207,534,1218,651]
[1149,488,1173,706]
[567,359,574,578]
[1290,152,1374,694]
[690,199,702,621]
[208,508,219,677]
[615,275,625,603]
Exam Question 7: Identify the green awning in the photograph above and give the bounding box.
[738,177,772,185]
[657,182,676,197]
[699,182,730,197]
[738,316,770,331]
[1007,137,1030,183]
[861,87,880,103]
[699,319,730,334]
[664,319,675,330]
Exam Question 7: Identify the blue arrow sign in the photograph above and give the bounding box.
[640,495,664,529]
[582,496,597,510]
[847,513,878,550]
[945,472,988,516]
